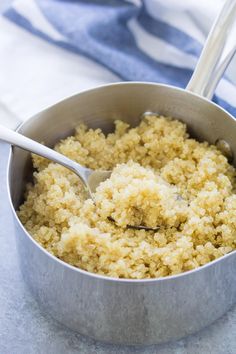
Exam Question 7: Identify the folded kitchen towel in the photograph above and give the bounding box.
[0,0,236,128]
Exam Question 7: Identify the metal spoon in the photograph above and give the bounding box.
[0,124,110,195]
[0,124,158,231]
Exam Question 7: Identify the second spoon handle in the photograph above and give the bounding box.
[0,124,88,182]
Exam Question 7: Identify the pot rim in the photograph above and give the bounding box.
[6,81,236,284]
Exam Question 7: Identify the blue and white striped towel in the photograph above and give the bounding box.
[0,0,236,128]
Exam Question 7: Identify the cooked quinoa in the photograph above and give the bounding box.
[18,115,236,279]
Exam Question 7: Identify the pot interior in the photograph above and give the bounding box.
[8,83,236,209]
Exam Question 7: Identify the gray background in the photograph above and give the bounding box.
[0,1,236,353]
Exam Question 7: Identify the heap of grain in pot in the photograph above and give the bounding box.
[18,115,236,279]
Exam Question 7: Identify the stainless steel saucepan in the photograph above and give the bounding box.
[4,0,236,345]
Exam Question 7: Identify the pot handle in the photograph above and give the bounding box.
[186,0,236,99]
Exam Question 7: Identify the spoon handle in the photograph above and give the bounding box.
[0,124,88,184]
